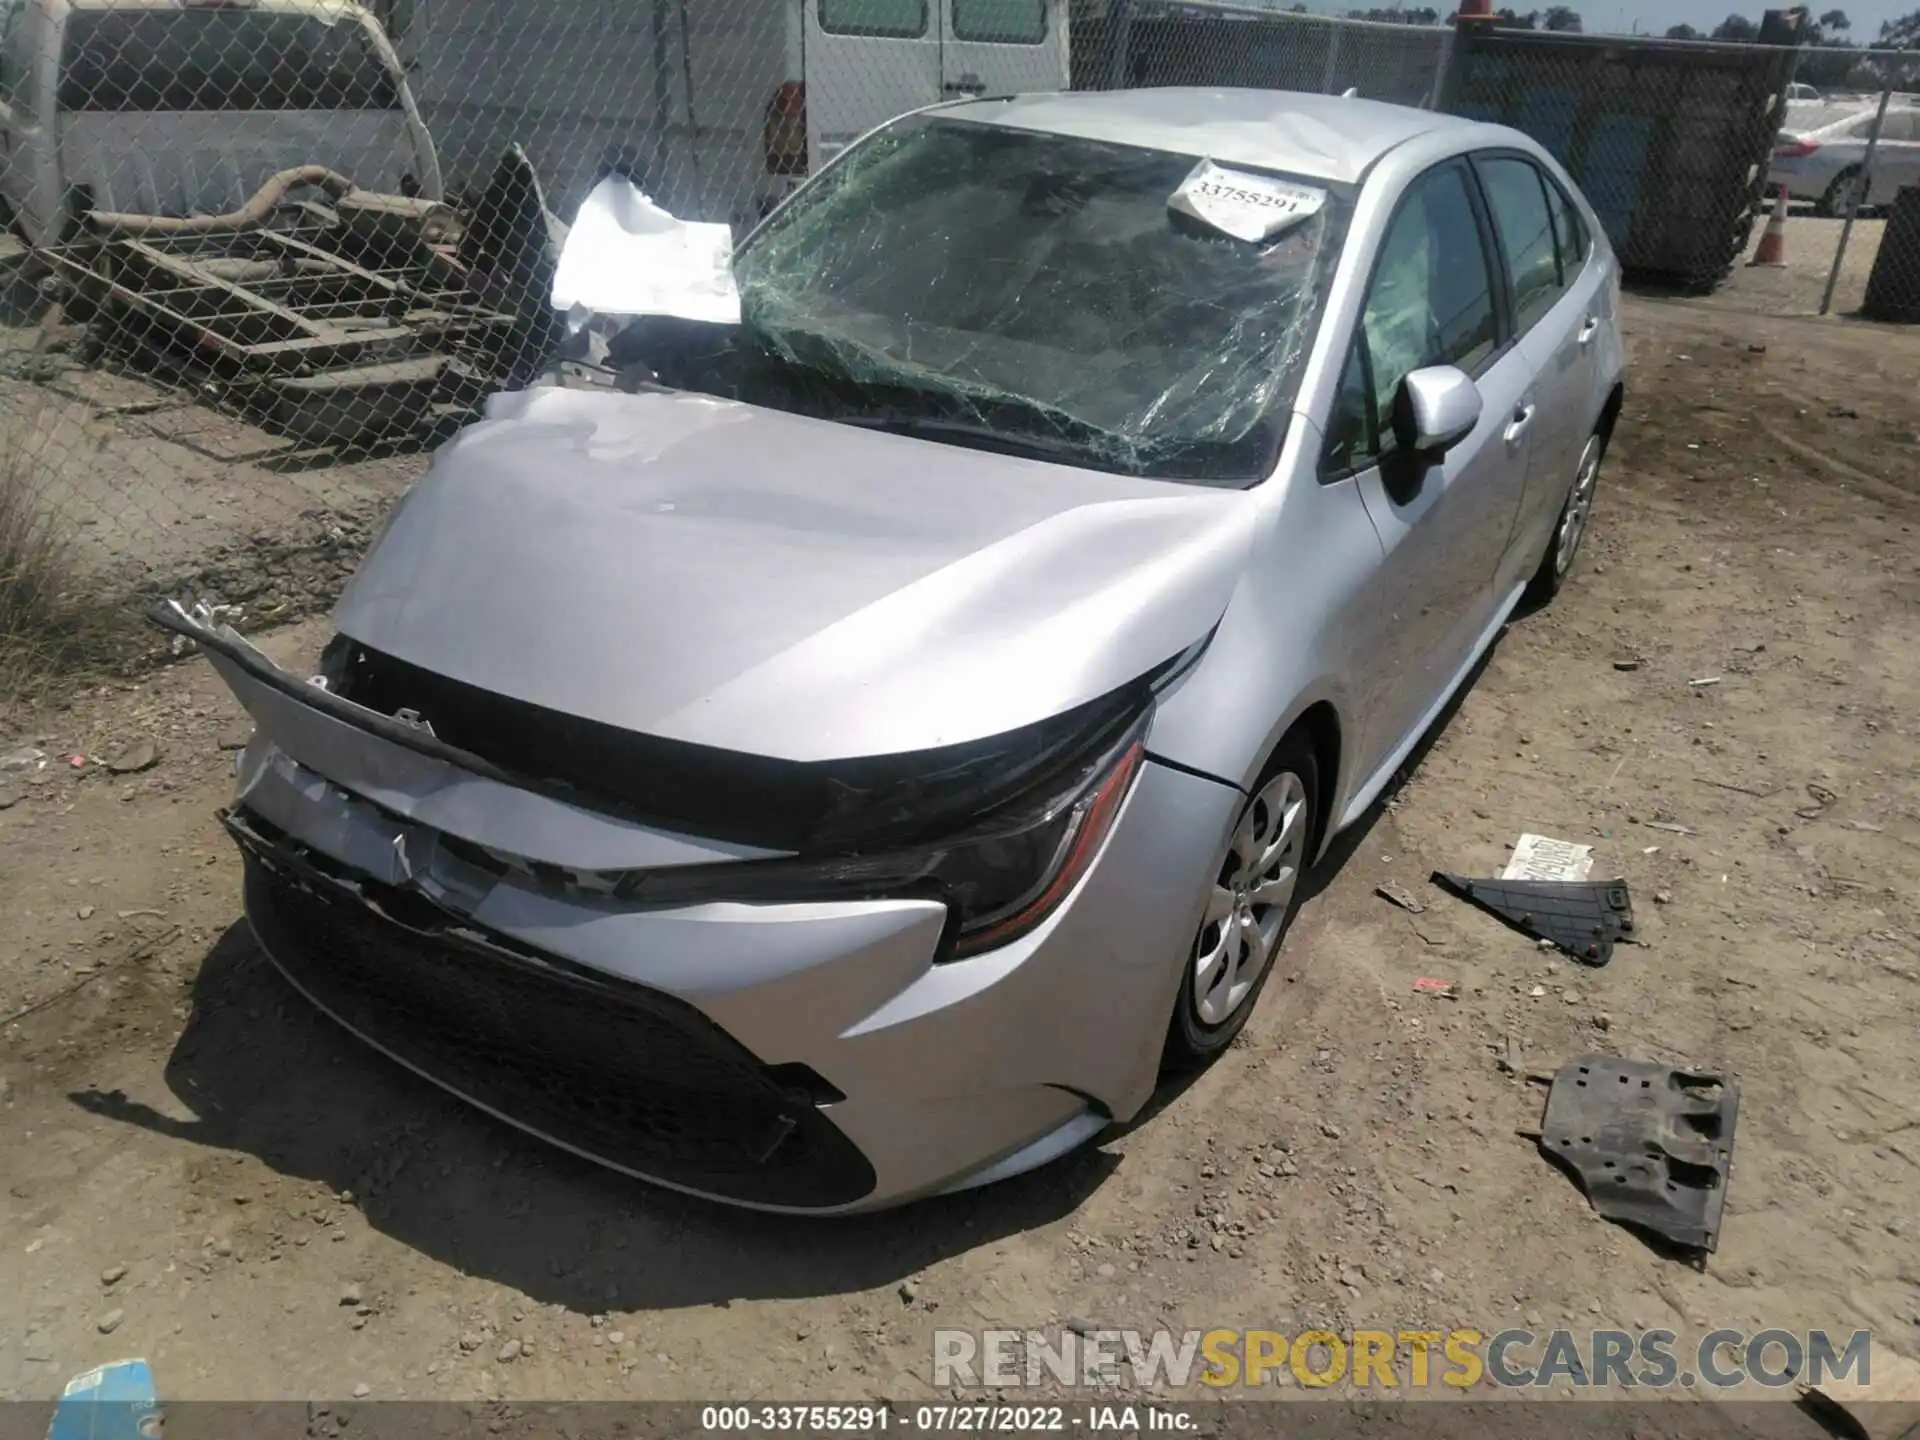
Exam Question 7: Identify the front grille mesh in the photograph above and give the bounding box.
[234,818,876,1209]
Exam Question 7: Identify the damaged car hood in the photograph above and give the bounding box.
[332,386,1256,763]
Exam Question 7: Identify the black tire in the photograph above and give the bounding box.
[1816,168,1862,219]
[1162,732,1320,1074]
[1525,425,1607,608]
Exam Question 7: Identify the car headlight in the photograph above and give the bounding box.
[614,711,1149,958]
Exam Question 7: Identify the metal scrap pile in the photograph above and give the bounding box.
[40,154,562,447]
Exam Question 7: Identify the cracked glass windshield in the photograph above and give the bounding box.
[648,114,1351,484]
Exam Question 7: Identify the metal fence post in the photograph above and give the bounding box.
[1322,23,1344,96]
[1425,24,1457,111]
[1821,83,1894,316]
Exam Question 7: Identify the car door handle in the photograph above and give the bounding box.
[1505,403,1536,445]
[1578,315,1600,346]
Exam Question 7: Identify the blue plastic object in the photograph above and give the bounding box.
[46,1360,161,1440]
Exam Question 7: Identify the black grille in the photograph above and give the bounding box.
[234,820,876,1210]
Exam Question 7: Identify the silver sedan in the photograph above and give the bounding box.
[164,86,1627,1213]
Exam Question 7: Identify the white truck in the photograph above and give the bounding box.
[0,0,441,247]
[372,0,1071,231]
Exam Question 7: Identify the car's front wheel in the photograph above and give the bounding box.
[1525,427,1604,606]
[1163,735,1319,1072]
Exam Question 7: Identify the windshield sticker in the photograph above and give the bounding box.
[1168,160,1327,243]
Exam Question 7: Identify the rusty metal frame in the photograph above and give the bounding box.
[44,205,526,442]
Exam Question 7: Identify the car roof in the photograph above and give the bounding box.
[943,87,1492,186]
[1811,103,1918,130]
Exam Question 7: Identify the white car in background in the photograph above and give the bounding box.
[1770,103,1920,215]
[0,0,440,247]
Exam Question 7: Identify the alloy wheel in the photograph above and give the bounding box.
[1556,434,1602,578]
[1832,171,1865,217]
[1191,769,1308,1028]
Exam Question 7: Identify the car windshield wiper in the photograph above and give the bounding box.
[832,411,1110,467]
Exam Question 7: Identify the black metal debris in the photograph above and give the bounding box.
[40,163,551,446]
[1431,873,1636,966]
[1534,1055,1739,1254]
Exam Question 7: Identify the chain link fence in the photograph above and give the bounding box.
[0,0,1913,689]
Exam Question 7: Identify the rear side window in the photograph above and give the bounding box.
[953,0,1047,43]
[819,0,929,37]
[1475,155,1562,333]
[59,9,400,111]
[1543,173,1590,277]
[1880,111,1920,143]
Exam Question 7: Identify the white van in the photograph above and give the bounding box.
[0,0,441,247]
[377,0,1070,231]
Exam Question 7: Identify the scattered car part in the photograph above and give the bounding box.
[458,145,567,388]
[1375,881,1425,913]
[1532,1054,1738,1254]
[43,174,524,445]
[1431,872,1635,965]
[333,190,462,261]
[85,165,357,237]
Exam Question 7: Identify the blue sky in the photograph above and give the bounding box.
[1292,1,1913,37]
[1588,0,1907,37]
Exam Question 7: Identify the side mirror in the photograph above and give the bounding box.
[1393,365,1483,458]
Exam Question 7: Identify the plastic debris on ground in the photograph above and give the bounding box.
[1432,872,1636,966]
[47,1359,161,1440]
[1530,1055,1738,1255]
[1375,882,1426,913]
[550,176,739,326]
[1411,977,1456,998]
[1501,832,1593,884]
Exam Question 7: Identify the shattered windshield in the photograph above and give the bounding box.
[714,114,1352,484]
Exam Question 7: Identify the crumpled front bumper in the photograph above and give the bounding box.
[162,604,1244,1213]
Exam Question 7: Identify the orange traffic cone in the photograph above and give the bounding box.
[1458,0,1495,17]
[1750,185,1789,267]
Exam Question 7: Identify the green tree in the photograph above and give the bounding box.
[1818,9,1851,32]
[1666,22,1701,37]
[1712,13,1760,39]
[1880,9,1920,45]
[1541,4,1582,29]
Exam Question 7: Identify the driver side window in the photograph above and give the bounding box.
[1322,160,1498,478]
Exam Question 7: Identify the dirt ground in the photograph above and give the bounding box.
[1727,213,1890,318]
[0,238,424,632]
[1,293,1916,1408]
